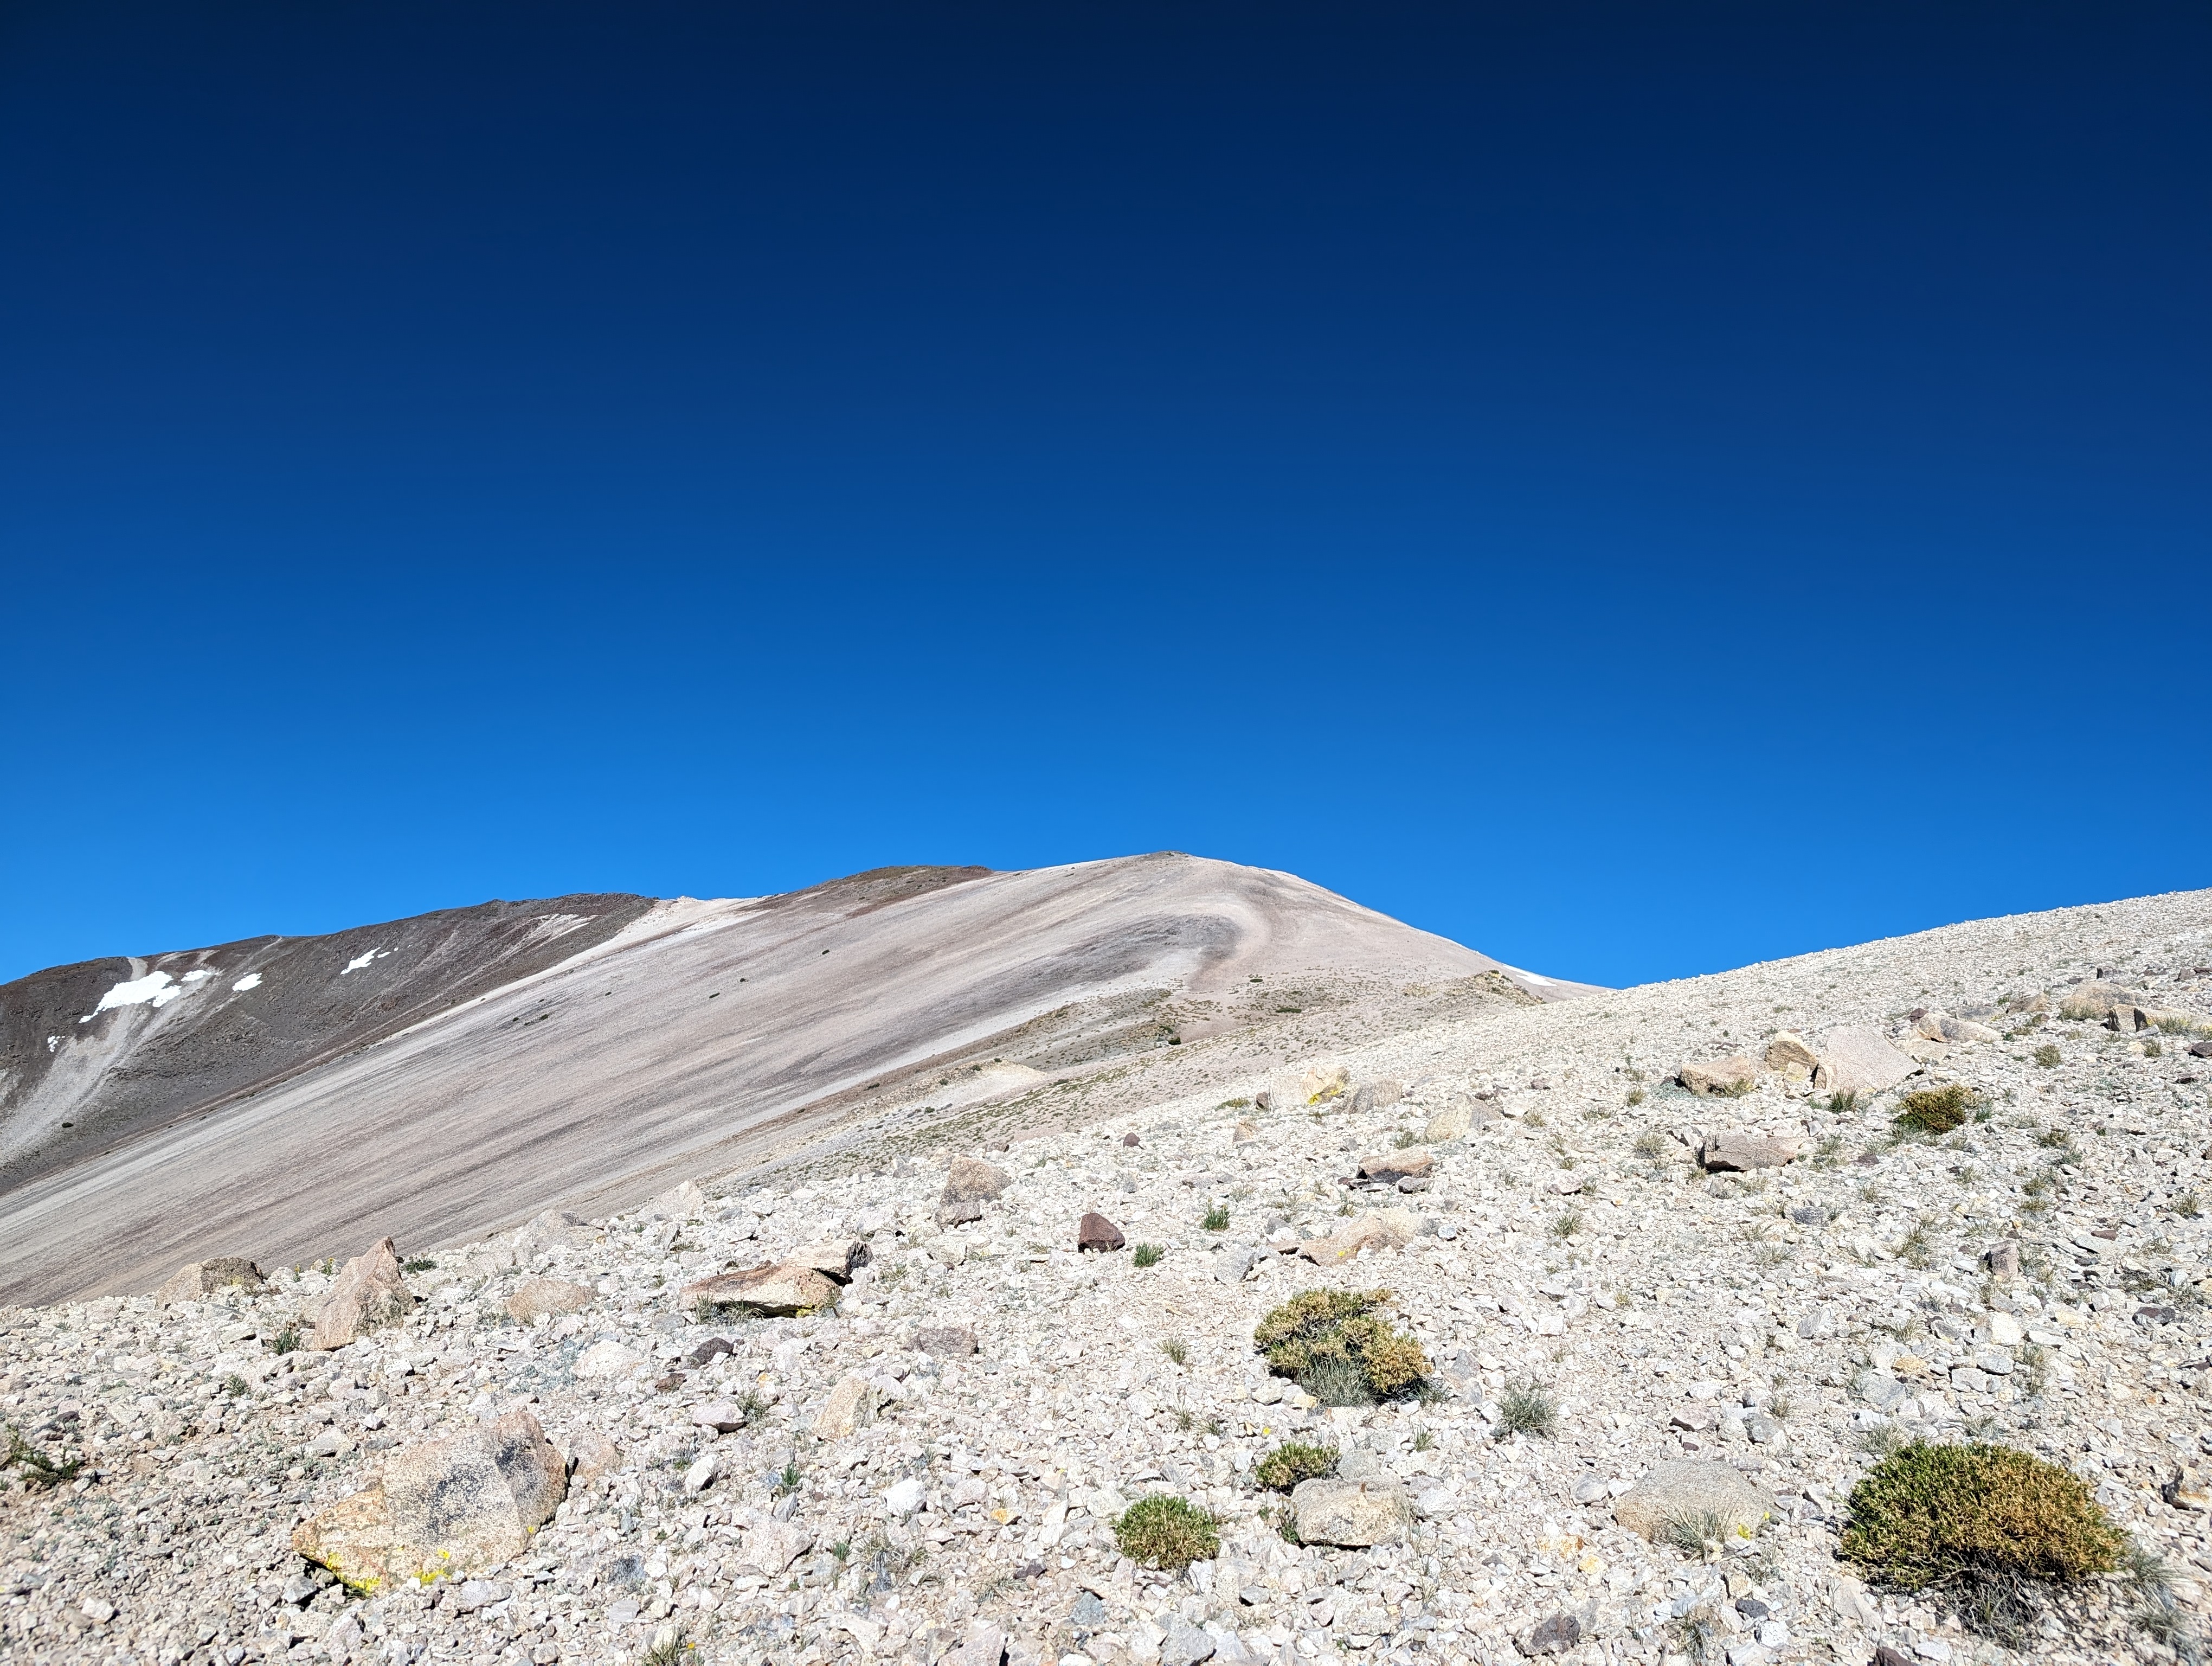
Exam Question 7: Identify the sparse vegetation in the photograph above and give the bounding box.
[1391,1129,1420,1149]
[270,1323,301,1355]
[1114,1494,1219,1570]
[1625,1087,1646,1107]
[1253,1441,1338,1491]
[1825,1090,1862,1113]
[1898,1216,1939,1269]
[1840,1441,2123,1639]
[1493,1384,1559,1439]
[1551,1209,1583,1238]
[773,1462,802,1496]
[1710,1077,1754,1098]
[2175,1191,2202,1220]
[2033,1043,2063,1068]
[1159,1337,1189,1368]
[221,1373,248,1398]
[1632,1129,1669,1160]
[1201,1203,1230,1231]
[1810,1133,1845,1169]
[1131,1243,1165,1268]
[4,1425,84,1488]
[1657,1508,1733,1560]
[401,1257,437,1274]
[1254,1289,1431,1404]
[641,1625,693,1666]
[1895,1084,1979,1136]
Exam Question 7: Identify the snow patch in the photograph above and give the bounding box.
[89,971,187,1016]
[232,972,263,992]
[44,1036,59,1054]
[340,949,391,975]
[181,969,214,984]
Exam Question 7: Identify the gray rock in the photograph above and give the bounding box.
[1161,1614,1218,1666]
[1985,1239,2021,1278]
[691,1401,749,1433]
[916,1324,979,1357]
[1698,1130,1797,1171]
[1070,1592,1108,1629]
[1423,1099,1474,1142]
[1290,1478,1412,1547]
[943,1157,1011,1204]
[1522,1610,1581,1656]
[308,1238,416,1349]
[1813,1026,1918,1097]
[1211,1247,1263,1284]
[947,1619,1007,1666]
[812,1374,883,1439]
[1349,1080,1403,1116]
[504,1278,594,1323]
[789,1239,871,1283]
[292,1409,566,1589]
[1613,1460,1771,1543]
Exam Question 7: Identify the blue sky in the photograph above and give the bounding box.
[3,2,2207,990]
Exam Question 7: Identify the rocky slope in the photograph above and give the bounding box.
[0,855,1574,1307]
[3,885,2209,1666]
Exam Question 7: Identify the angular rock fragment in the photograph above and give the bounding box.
[789,1239,871,1283]
[691,1401,749,1433]
[645,1179,706,1221]
[1356,1148,1431,1186]
[1812,1026,1917,1096]
[1697,1129,1798,1171]
[1522,1610,1582,1656]
[680,1263,842,1317]
[916,1324,978,1357]
[292,1410,565,1591]
[504,1278,594,1324]
[942,1157,1009,1204]
[1613,1459,1771,1542]
[813,1374,883,1439]
[309,1238,416,1349]
[1764,1033,1818,1081]
[1349,1079,1402,1114]
[155,1257,265,1303]
[1679,1055,1756,1096]
[1290,1477,1411,1547]
[1297,1208,1420,1264]
[1423,1097,1475,1142]
[1077,1212,1126,1252]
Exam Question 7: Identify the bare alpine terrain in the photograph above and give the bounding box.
[4,872,2210,1666]
[0,855,1578,1308]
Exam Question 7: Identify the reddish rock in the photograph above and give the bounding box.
[1077,1212,1125,1252]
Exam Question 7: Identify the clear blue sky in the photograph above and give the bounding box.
[3,3,2207,990]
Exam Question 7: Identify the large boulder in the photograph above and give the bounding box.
[1613,1459,1771,1543]
[942,1157,1009,1204]
[310,1239,416,1349]
[156,1257,265,1304]
[1349,1079,1403,1114]
[1291,1478,1411,1547]
[1812,1026,1917,1097]
[2060,981,2147,1021]
[1697,1130,1798,1172]
[1300,1062,1350,1104]
[1679,1055,1756,1097]
[680,1264,842,1317]
[293,1410,566,1591]
[812,1374,884,1439]
[504,1278,594,1324]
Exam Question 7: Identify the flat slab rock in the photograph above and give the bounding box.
[1679,1054,1756,1095]
[1613,1459,1772,1543]
[1698,1129,1798,1172]
[680,1263,843,1316]
[1813,1024,1917,1096]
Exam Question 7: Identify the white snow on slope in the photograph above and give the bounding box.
[181,969,213,984]
[231,973,263,992]
[89,971,184,1016]
[340,949,390,975]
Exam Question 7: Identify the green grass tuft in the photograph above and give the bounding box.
[1493,1384,1559,1439]
[1114,1494,1220,1571]
[1253,1441,1338,1491]
[1132,1243,1165,1268]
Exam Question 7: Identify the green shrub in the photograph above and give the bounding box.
[1132,1244,1165,1268]
[1254,1441,1338,1491]
[1253,1290,1431,1404]
[1114,1494,1219,1570]
[3,1426,84,1488]
[270,1323,301,1355]
[1201,1205,1230,1232]
[2032,1043,2062,1068]
[1894,1084,1979,1136]
[1840,1441,2122,1636]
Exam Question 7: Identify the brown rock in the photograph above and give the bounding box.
[679,1263,843,1317]
[1301,1062,1351,1104]
[1076,1212,1125,1252]
[155,1257,266,1304]
[504,1278,594,1324]
[1697,1130,1798,1172]
[310,1238,416,1350]
[1613,1459,1771,1543]
[1985,1239,2021,1279]
[1679,1055,1757,1097]
[1122,1132,1142,1146]
[1763,1033,1818,1081]
[1358,1149,1433,1186]
[812,1374,883,1439]
[916,1324,979,1357]
[565,1429,621,1485]
[1298,1209,1419,1265]
[293,1409,566,1591]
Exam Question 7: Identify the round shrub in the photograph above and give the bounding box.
[1841,1441,2122,1631]
[1254,1441,1338,1492]
[1114,1494,1219,1570]
[1253,1289,1431,1404]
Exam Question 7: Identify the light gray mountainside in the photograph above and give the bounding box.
[1,885,2208,1666]
[0,854,1586,1306]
